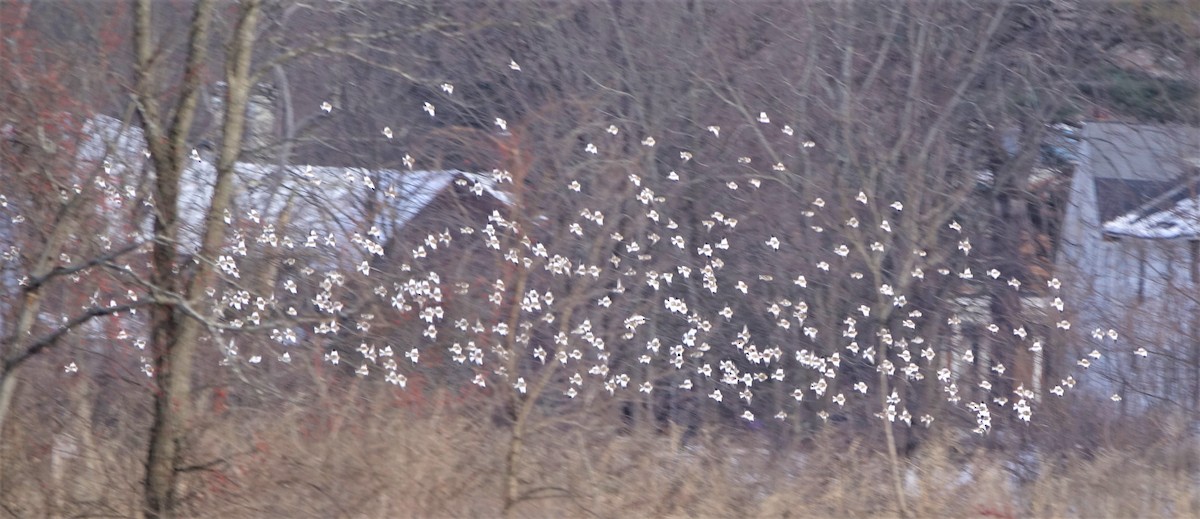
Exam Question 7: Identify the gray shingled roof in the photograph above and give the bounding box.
[1081,122,1200,238]
[1081,122,1199,182]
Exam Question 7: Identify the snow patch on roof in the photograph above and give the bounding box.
[1104,197,1200,239]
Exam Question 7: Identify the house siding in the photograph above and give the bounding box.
[1058,122,1200,406]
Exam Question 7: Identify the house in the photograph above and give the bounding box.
[1057,121,1200,407]
[73,114,513,376]
[942,126,1080,402]
[78,114,510,259]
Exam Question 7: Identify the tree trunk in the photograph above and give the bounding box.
[879,359,911,519]
[139,0,261,516]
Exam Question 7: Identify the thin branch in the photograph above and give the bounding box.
[2,303,148,374]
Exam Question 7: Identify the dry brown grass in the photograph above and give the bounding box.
[2,380,1197,518]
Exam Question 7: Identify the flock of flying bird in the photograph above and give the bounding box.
[44,57,1141,435]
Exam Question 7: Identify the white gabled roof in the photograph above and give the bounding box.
[79,115,510,252]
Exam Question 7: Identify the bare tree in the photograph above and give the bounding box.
[1,1,1197,517]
